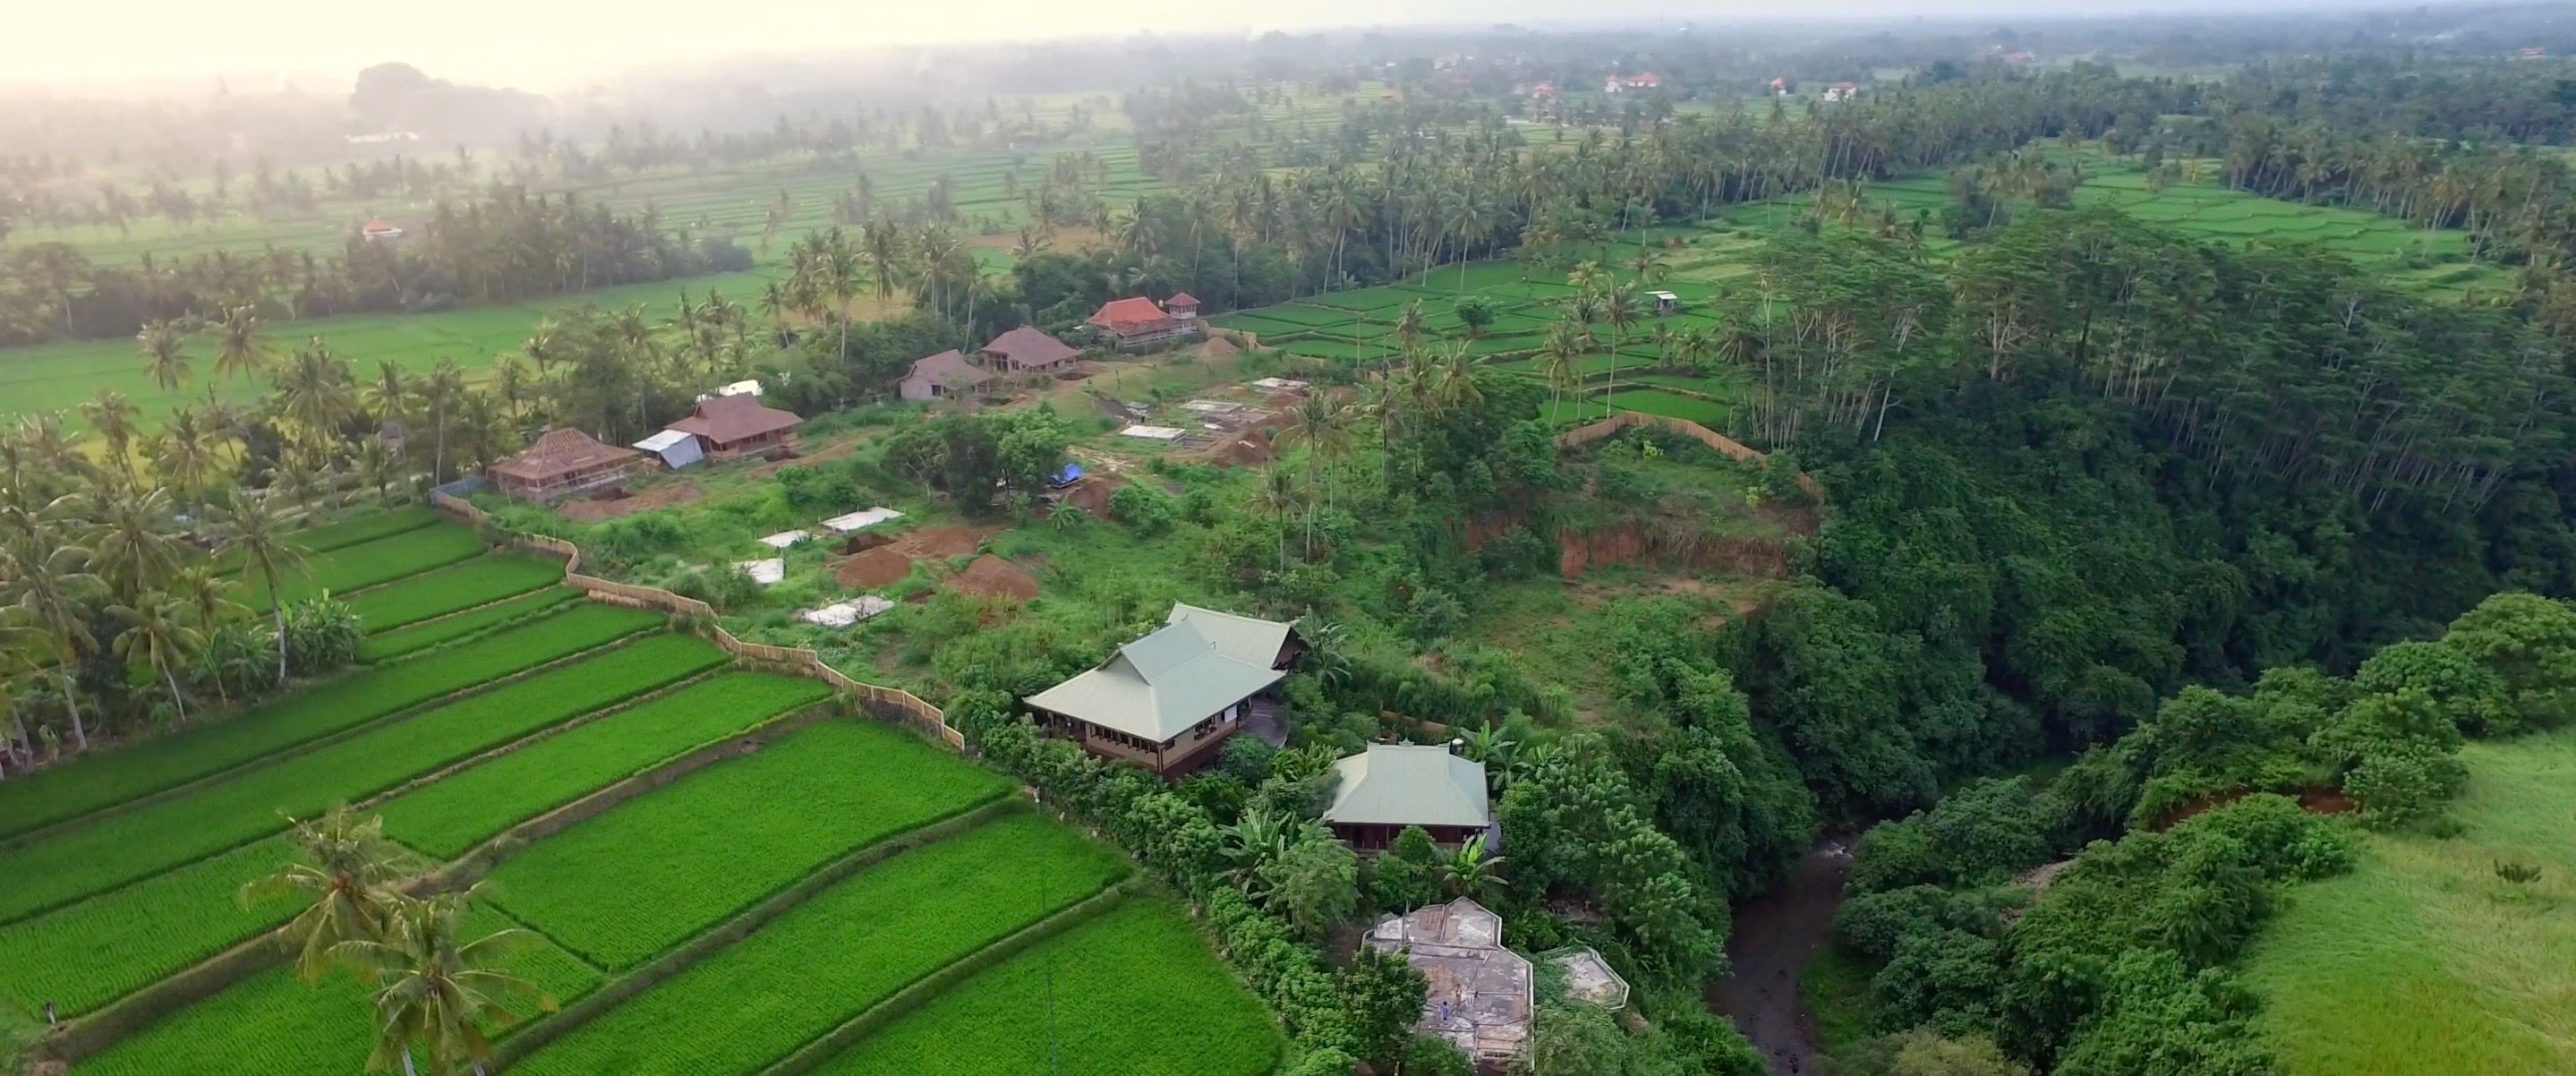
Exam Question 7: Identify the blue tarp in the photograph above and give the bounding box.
[1050,463,1085,488]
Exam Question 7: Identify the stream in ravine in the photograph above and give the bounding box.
[1706,841,1853,1076]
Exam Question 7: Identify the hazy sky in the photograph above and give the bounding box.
[17,0,2459,90]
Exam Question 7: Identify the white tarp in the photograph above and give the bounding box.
[735,559,785,585]
[799,596,895,628]
[634,429,705,471]
[819,507,905,533]
[759,530,810,549]
[1122,425,1186,440]
[1181,399,1243,414]
[1251,377,1310,390]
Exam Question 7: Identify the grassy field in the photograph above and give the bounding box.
[2239,725,2576,1076]
[806,900,1284,1076]
[482,719,1011,970]
[0,601,661,841]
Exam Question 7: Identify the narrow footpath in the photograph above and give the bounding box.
[1707,841,1853,1076]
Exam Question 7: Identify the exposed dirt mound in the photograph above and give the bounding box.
[836,546,914,589]
[1063,474,1128,516]
[950,554,1039,602]
[1557,521,1791,579]
[894,525,996,559]
[1209,429,1276,467]
[2156,786,2356,831]
[839,531,894,554]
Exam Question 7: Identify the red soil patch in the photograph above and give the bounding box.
[1207,429,1276,467]
[836,546,914,589]
[1062,474,1128,517]
[839,531,894,554]
[892,525,998,559]
[2156,785,2357,831]
[949,554,1038,602]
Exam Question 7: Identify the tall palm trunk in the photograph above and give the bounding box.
[260,560,290,683]
[162,662,188,725]
[56,673,88,751]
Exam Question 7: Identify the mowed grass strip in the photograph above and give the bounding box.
[0,634,726,924]
[377,673,833,858]
[486,720,1013,970]
[66,910,601,1076]
[358,588,584,663]
[342,555,565,633]
[243,523,489,609]
[510,814,1130,1076]
[0,602,661,841]
[0,837,303,1018]
[808,901,1284,1076]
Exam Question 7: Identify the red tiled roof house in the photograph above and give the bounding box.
[1087,295,1201,349]
[489,428,644,502]
[666,394,803,462]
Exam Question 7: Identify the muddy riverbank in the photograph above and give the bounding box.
[1708,842,1853,1076]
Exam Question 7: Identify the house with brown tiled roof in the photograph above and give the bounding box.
[977,326,1081,376]
[665,394,802,461]
[1088,295,1201,349]
[900,349,997,402]
[490,428,643,501]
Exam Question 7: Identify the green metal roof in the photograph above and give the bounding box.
[1325,744,1492,829]
[1165,603,1294,667]
[1022,617,1284,742]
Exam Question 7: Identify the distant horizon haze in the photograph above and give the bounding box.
[13,0,2501,93]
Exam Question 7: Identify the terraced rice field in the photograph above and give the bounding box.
[11,519,1273,1076]
[357,586,585,662]
[507,814,1135,1076]
[0,602,661,841]
[340,554,567,631]
[807,900,1284,1076]
[482,719,1010,970]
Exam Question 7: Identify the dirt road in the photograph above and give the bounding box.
[1708,842,1853,1076]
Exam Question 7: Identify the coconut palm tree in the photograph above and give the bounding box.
[138,320,193,394]
[89,484,185,604]
[1539,320,1586,419]
[150,405,226,517]
[1279,393,1356,558]
[79,389,141,486]
[1438,834,1509,901]
[337,886,554,1076]
[1599,284,1641,406]
[0,523,104,750]
[420,361,466,483]
[210,305,269,385]
[113,592,203,723]
[239,806,405,983]
[209,495,305,684]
